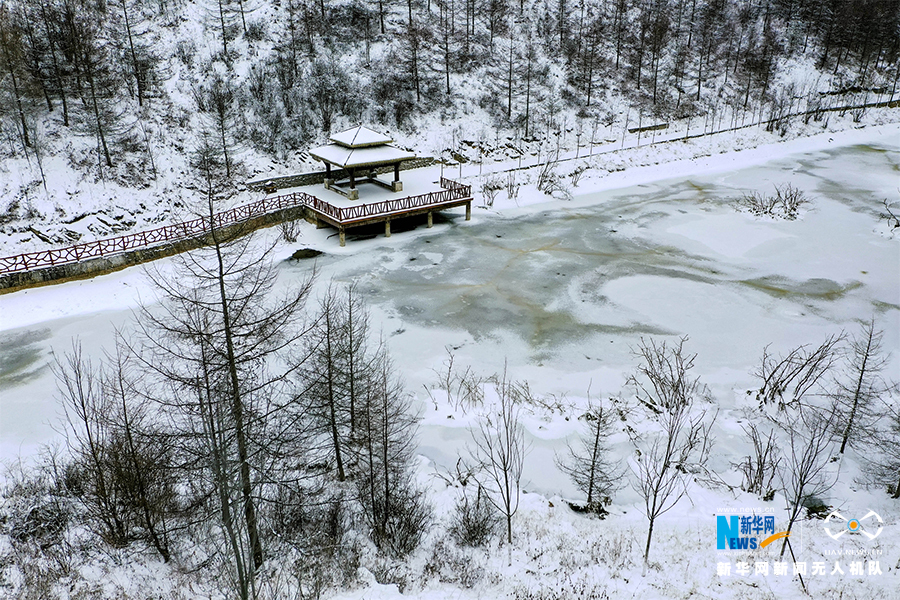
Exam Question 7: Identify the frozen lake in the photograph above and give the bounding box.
[2,133,898,498]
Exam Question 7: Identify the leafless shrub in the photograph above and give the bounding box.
[448,484,499,548]
[753,335,843,410]
[506,172,520,201]
[1,451,78,600]
[480,176,503,207]
[881,198,900,230]
[733,418,781,500]
[502,379,571,414]
[569,164,588,187]
[433,457,479,488]
[455,367,486,411]
[537,160,571,199]
[279,219,300,243]
[775,184,809,219]
[423,537,485,588]
[739,184,810,220]
[428,347,486,413]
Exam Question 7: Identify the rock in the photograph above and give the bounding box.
[289,248,323,260]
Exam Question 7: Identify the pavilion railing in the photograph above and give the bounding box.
[0,178,471,275]
[307,178,471,223]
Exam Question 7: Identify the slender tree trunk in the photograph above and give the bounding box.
[0,28,30,148]
[642,515,655,576]
[218,0,229,56]
[208,194,264,571]
[40,0,69,126]
[507,37,514,118]
[587,418,602,504]
[86,72,112,167]
[218,116,231,178]
[120,0,144,107]
[198,365,250,600]
[381,374,390,540]
[840,326,873,454]
[325,306,346,482]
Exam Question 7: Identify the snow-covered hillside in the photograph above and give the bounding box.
[1,0,898,257]
[1,122,897,599]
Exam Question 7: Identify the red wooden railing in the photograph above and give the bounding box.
[306,177,471,223]
[0,178,471,275]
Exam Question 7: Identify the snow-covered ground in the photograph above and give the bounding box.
[1,123,898,599]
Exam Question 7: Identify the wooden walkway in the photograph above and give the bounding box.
[0,178,472,275]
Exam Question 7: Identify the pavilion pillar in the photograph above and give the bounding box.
[385,220,391,237]
[427,211,433,228]
[349,168,356,189]
[391,162,403,192]
[465,201,471,221]
[324,163,334,191]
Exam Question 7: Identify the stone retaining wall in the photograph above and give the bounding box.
[0,206,308,294]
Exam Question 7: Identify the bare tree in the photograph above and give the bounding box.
[556,395,623,511]
[773,404,839,590]
[54,341,128,546]
[54,340,176,561]
[136,150,313,599]
[195,74,239,179]
[859,398,900,498]
[628,337,716,576]
[299,284,351,482]
[469,368,530,565]
[100,339,175,562]
[831,318,896,454]
[0,2,33,149]
[353,344,430,556]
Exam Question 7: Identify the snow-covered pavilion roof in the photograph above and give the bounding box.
[309,127,416,169]
[309,145,416,169]
[329,125,393,148]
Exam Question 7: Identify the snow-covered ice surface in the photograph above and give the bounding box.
[1,124,898,598]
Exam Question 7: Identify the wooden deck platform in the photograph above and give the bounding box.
[304,177,472,246]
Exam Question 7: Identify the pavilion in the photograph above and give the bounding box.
[309,126,416,200]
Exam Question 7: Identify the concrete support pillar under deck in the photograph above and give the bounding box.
[339,228,346,247]
[427,211,433,228]
[385,220,391,237]
[465,201,471,221]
